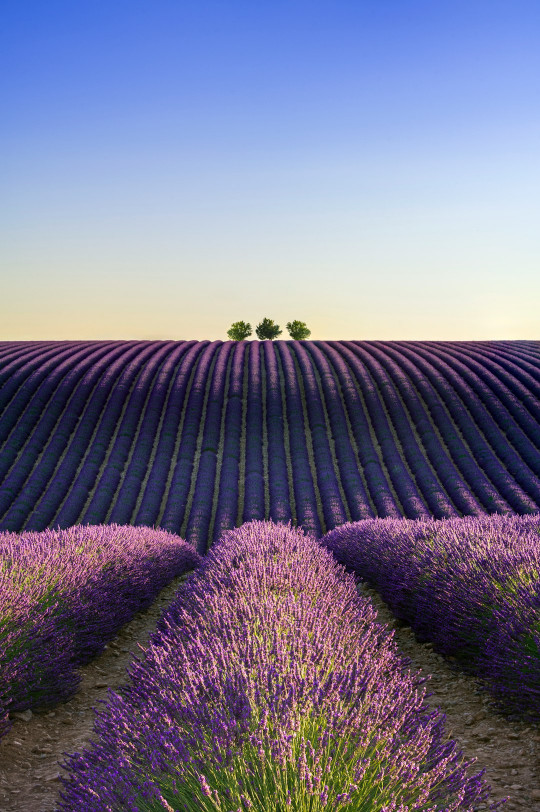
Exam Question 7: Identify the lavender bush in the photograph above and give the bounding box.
[0,523,200,738]
[57,521,499,811]
[322,513,540,722]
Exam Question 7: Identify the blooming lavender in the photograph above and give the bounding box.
[2,340,540,542]
[57,521,500,811]
[322,512,540,722]
[0,523,200,737]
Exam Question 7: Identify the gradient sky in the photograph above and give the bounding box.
[2,0,539,340]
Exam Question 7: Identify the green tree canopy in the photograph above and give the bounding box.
[255,318,282,340]
[227,321,252,341]
[286,320,311,340]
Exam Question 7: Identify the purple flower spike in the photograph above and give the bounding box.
[57,521,499,811]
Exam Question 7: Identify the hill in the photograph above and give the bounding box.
[1,339,539,553]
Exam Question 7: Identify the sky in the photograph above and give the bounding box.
[1,0,539,341]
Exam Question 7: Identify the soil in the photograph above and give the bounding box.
[0,576,538,812]
[360,583,540,812]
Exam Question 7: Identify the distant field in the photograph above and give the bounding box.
[1,339,539,553]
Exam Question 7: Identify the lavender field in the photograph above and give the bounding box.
[56,521,501,812]
[322,513,540,723]
[1,340,539,552]
[2,339,540,808]
[0,524,200,740]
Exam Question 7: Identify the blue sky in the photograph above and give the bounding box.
[2,0,539,340]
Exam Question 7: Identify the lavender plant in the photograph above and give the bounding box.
[289,341,348,529]
[322,512,540,722]
[243,341,265,522]
[276,343,322,536]
[57,521,499,811]
[263,339,292,526]
[135,341,206,529]
[212,341,246,543]
[0,524,200,737]
[160,341,222,535]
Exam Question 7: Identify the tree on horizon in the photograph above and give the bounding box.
[227,321,252,341]
[255,318,282,340]
[286,320,311,340]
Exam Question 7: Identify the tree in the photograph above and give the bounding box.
[286,320,311,340]
[255,318,282,340]
[227,321,252,341]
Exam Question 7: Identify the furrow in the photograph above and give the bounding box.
[212,341,247,544]
[263,340,294,525]
[48,344,156,530]
[132,342,198,526]
[405,341,539,513]
[152,342,209,530]
[80,341,178,526]
[235,341,249,526]
[304,341,375,520]
[318,341,402,518]
[183,341,234,552]
[206,343,234,549]
[275,341,323,537]
[372,341,485,516]
[160,341,221,537]
[0,343,137,531]
[288,340,349,529]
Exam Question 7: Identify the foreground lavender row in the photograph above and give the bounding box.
[0,524,201,740]
[57,521,500,812]
[322,513,540,723]
[1,340,540,551]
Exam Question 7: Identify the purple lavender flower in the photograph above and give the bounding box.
[0,523,200,735]
[57,521,499,811]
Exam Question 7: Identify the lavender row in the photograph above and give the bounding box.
[456,341,540,424]
[0,343,138,528]
[242,341,266,521]
[135,341,208,528]
[211,341,246,543]
[0,341,107,480]
[101,341,181,526]
[349,342,459,518]
[276,343,323,536]
[0,524,201,739]
[0,342,94,428]
[304,342,374,521]
[397,342,540,512]
[290,341,348,529]
[52,343,167,529]
[335,342,432,518]
[380,342,522,512]
[80,342,189,526]
[322,512,540,723]
[367,342,491,516]
[160,342,222,535]
[263,339,293,525]
[480,341,540,376]
[0,342,79,414]
[372,342,505,515]
[185,341,234,552]
[21,344,146,530]
[21,343,153,532]
[57,520,499,811]
[315,342,401,517]
[426,340,540,453]
[423,341,540,478]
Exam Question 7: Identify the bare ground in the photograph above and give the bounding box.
[0,576,539,811]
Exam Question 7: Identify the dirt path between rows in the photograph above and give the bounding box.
[0,576,538,811]
[360,583,540,811]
